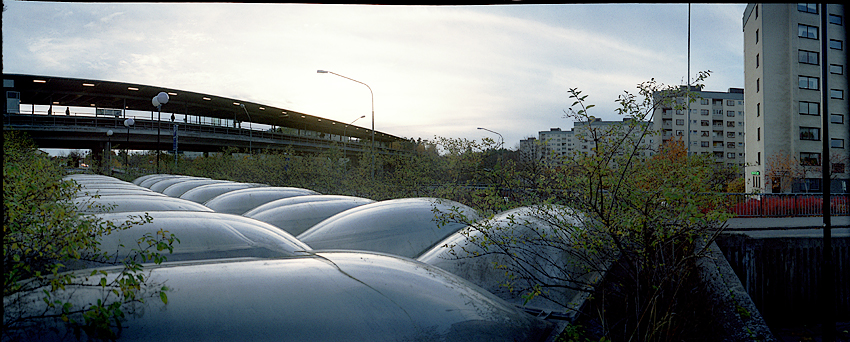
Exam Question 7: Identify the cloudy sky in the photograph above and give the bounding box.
[3,2,747,149]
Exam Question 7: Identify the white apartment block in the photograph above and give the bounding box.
[524,118,654,166]
[653,87,747,170]
[743,3,848,193]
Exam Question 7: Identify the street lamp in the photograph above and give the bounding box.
[318,69,375,179]
[344,115,366,146]
[106,129,113,175]
[478,127,504,149]
[123,118,134,169]
[152,91,169,173]
[239,104,253,154]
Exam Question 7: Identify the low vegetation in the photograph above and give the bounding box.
[3,131,178,341]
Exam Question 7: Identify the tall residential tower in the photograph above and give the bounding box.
[743,3,848,193]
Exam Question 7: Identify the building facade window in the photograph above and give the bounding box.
[830,64,844,74]
[829,14,843,25]
[756,53,760,68]
[727,121,735,127]
[727,131,736,138]
[798,3,817,13]
[832,139,845,148]
[800,152,821,166]
[830,39,843,50]
[800,126,820,140]
[833,163,846,173]
[799,76,819,90]
[701,141,709,147]
[727,110,735,117]
[726,100,735,106]
[831,113,845,123]
[799,49,819,64]
[831,89,844,99]
[798,24,818,39]
[676,119,684,125]
[756,78,760,92]
[757,103,761,117]
[727,153,736,159]
[701,109,709,115]
[799,101,819,115]
[757,127,761,141]
[700,98,709,105]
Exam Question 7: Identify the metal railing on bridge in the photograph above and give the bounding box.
[724,193,849,217]
[4,113,402,154]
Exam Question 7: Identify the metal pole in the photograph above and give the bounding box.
[478,127,504,149]
[317,70,375,179]
[240,104,252,154]
[157,106,161,174]
[819,4,835,341]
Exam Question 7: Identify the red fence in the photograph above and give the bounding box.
[725,193,849,217]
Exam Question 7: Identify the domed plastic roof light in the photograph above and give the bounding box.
[204,187,320,215]
[161,179,235,198]
[21,251,556,341]
[73,195,213,214]
[244,195,375,236]
[179,182,268,204]
[418,205,607,317]
[297,197,481,258]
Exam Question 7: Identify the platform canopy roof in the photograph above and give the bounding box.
[3,73,406,143]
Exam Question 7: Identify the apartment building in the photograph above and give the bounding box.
[522,118,654,166]
[743,3,848,193]
[653,87,746,170]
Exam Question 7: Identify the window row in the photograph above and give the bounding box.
[797,4,844,26]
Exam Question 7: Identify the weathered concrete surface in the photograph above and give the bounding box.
[698,242,776,341]
[717,226,850,326]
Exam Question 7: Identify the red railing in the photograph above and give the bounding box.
[725,193,849,217]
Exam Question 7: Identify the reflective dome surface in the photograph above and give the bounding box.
[139,175,191,189]
[203,187,320,215]
[161,179,234,198]
[149,176,210,193]
[73,195,214,213]
[75,188,167,198]
[25,252,554,341]
[418,206,599,315]
[297,198,481,258]
[87,211,311,266]
[244,196,375,236]
[179,182,268,204]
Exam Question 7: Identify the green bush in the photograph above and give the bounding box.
[3,131,178,341]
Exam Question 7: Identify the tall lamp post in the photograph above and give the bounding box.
[239,104,253,154]
[123,118,134,169]
[317,70,375,179]
[478,127,504,149]
[152,92,169,173]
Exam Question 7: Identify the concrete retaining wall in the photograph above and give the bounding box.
[716,229,850,326]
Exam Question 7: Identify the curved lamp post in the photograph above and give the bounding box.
[318,70,375,180]
[106,129,113,175]
[123,118,134,169]
[343,115,366,149]
[239,104,253,154]
[152,92,169,173]
[478,127,504,149]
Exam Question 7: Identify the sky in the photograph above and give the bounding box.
[3,2,748,150]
